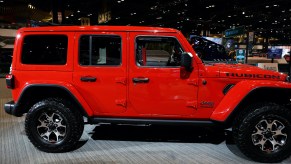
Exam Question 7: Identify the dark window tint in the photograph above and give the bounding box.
[79,35,121,66]
[136,37,184,67]
[21,35,68,65]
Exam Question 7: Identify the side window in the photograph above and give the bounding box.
[21,35,68,65]
[136,36,184,67]
[79,35,121,66]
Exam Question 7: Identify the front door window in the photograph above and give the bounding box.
[136,37,184,67]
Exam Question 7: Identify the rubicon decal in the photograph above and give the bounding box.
[226,73,280,79]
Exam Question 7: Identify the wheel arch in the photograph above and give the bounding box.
[212,87,291,127]
[15,84,93,117]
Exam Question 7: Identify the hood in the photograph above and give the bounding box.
[204,63,287,81]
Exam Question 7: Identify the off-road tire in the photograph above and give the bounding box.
[25,98,84,153]
[233,103,291,163]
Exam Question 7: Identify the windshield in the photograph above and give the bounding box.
[189,36,234,63]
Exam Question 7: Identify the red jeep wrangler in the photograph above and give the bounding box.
[4,26,291,162]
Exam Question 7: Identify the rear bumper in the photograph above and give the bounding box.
[4,101,22,117]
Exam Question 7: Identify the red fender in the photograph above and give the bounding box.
[210,80,291,122]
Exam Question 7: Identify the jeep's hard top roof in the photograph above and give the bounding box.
[17,26,179,33]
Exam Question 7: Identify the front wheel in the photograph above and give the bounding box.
[25,98,84,152]
[233,103,291,163]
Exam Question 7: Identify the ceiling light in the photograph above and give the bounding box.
[265,6,269,8]
[66,16,69,19]
[242,11,245,14]
[77,10,80,13]
[273,4,278,7]
[0,1,4,2]
[228,15,231,18]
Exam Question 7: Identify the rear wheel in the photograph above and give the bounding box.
[233,103,291,163]
[25,98,84,152]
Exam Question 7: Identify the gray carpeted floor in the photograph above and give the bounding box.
[0,78,290,164]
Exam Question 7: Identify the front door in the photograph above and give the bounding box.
[128,33,198,117]
[73,32,127,115]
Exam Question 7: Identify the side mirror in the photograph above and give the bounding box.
[181,52,193,72]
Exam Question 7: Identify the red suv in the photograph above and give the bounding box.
[4,26,291,163]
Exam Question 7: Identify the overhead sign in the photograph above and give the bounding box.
[98,11,111,24]
[267,48,283,59]
[225,26,245,38]
[81,17,90,26]
[236,49,246,63]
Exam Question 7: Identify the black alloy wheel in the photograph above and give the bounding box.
[25,98,84,152]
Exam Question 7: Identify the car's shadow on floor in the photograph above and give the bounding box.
[90,124,229,144]
[75,124,249,160]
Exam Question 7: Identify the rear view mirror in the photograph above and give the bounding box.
[181,52,193,72]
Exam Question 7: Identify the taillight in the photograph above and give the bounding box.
[6,74,14,89]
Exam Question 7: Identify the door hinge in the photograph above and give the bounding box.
[115,77,127,85]
[186,101,197,109]
[187,79,198,86]
[115,99,127,107]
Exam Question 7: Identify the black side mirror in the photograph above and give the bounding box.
[181,52,193,72]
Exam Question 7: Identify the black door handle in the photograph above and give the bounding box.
[132,77,149,83]
[80,76,97,82]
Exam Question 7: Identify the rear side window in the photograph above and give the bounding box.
[79,35,121,66]
[21,35,68,65]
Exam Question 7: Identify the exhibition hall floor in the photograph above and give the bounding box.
[0,79,290,164]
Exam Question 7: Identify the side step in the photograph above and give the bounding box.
[88,117,216,126]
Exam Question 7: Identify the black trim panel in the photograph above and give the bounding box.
[13,84,88,117]
[89,117,216,126]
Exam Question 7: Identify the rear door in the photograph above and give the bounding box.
[73,32,127,115]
